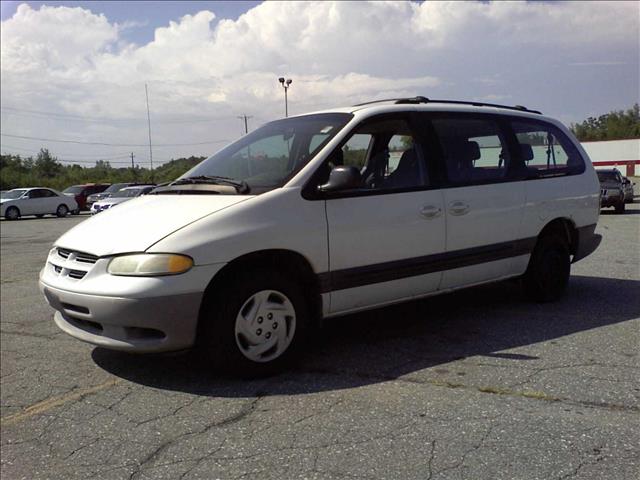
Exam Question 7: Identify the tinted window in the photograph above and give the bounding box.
[432,117,510,185]
[30,189,55,198]
[511,120,584,177]
[597,171,621,183]
[321,117,428,191]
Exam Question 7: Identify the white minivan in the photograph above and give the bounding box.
[39,98,601,374]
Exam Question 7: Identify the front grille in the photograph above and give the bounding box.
[51,247,99,280]
[57,248,98,264]
[68,270,87,279]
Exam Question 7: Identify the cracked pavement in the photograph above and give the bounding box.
[1,207,639,480]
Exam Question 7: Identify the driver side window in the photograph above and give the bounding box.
[326,118,428,191]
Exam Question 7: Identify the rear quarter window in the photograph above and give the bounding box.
[510,119,585,177]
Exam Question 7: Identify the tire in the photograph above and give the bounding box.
[615,201,625,214]
[5,206,20,220]
[72,209,80,215]
[56,204,69,217]
[523,234,571,303]
[198,269,310,376]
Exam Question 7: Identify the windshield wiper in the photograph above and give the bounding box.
[169,175,250,194]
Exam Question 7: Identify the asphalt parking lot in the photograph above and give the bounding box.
[1,206,639,480]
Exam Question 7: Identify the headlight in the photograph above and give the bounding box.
[108,254,193,276]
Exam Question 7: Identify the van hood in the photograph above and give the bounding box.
[55,195,252,256]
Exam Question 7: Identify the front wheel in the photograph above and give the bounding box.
[5,206,20,220]
[615,201,625,214]
[523,234,570,303]
[56,204,69,217]
[198,270,309,376]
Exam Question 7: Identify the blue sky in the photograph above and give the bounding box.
[1,1,261,44]
[1,1,638,166]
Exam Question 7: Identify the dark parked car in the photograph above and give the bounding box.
[597,169,625,213]
[62,183,110,212]
[86,182,151,208]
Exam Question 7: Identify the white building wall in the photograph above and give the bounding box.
[581,139,640,176]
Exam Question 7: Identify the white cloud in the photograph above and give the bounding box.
[1,1,638,163]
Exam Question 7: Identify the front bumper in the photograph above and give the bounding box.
[40,248,225,352]
[42,283,202,352]
[600,191,624,207]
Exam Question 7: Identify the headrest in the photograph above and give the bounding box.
[464,141,481,161]
[520,143,534,161]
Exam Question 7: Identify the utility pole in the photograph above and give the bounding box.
[278,77,292,117]
[237,115,253,135]
[145,83,154,182]
[130,152,136,181]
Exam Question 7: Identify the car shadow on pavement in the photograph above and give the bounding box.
[92,274,640,398]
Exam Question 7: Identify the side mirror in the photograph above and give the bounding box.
[318,165,362,193]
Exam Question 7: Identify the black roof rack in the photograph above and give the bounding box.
[353,97,542,114]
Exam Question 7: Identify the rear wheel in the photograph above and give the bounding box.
[5,206,20,220]
[523,234,570,303]
[56,204,69,217]
[615,200,625,214]
[198,269,309,376]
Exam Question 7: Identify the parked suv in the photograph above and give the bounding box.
[40,97,601,374]
[597,169,625,213]
[63,183,110,211]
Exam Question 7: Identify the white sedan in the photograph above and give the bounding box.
[1,187,78,220]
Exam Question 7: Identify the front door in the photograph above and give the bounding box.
[321,114,446,314]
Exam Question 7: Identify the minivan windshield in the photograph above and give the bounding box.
[182,113,352,193]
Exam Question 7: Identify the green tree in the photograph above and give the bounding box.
[570,104,640,141]
[34,148,62,179]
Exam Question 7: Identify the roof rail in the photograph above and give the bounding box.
[420,99,542,115]
[353,96,541,114]
[352,98,408,107]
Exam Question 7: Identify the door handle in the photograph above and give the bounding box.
[420,205,442,219]
[449,201,470,216]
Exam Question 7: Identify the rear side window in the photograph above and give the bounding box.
[432,117,510,185]
[510,120,584,177]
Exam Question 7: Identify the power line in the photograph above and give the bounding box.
[1,106,224,125]
[0,144,137,160]
[0,133,230,147]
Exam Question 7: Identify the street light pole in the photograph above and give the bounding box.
[278,77,292,117]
